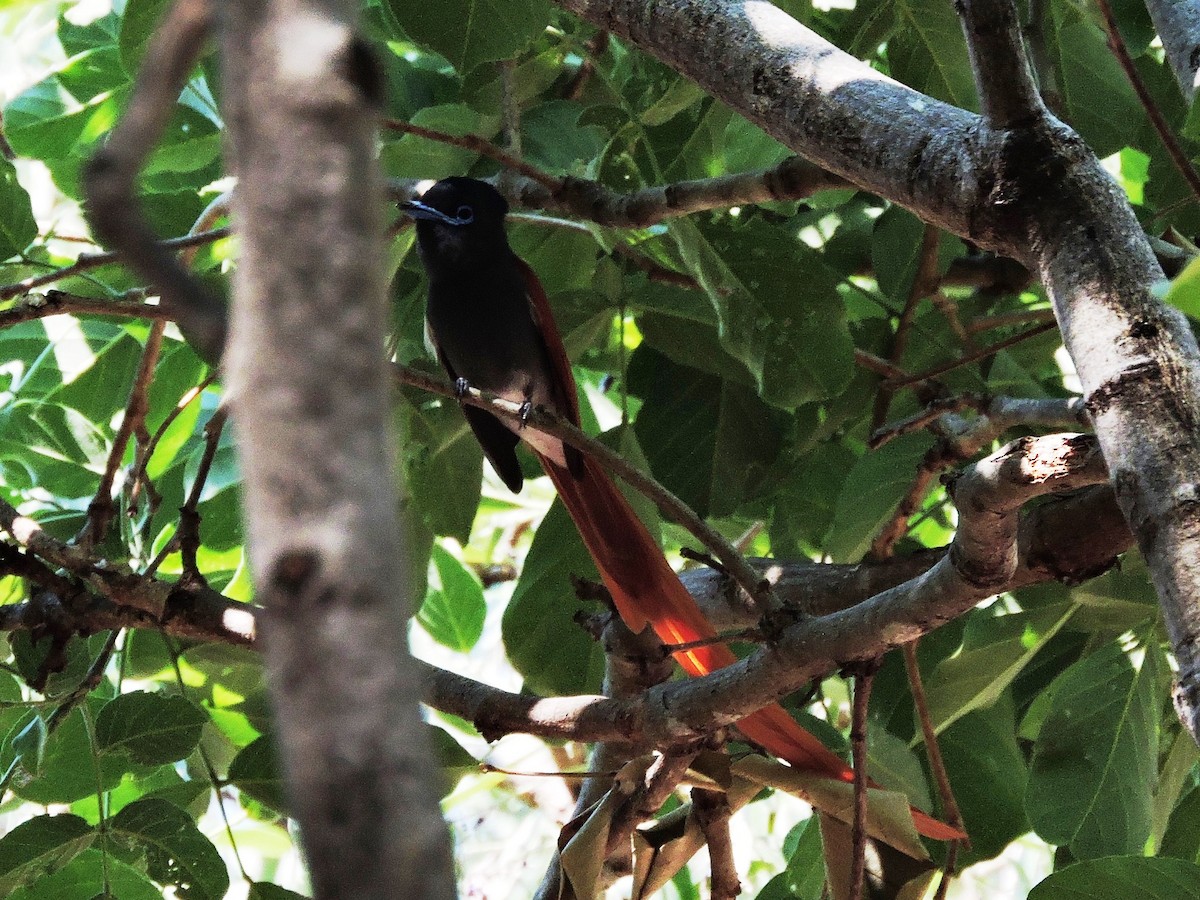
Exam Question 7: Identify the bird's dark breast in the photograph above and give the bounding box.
[426,264,553,400]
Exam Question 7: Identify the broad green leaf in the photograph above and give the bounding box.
[0,158,37,260]
[870,209,962,303]
[891,0,977,109]
[7,702,126,805]
[921,601,1078,735]
[866,727,931,813]
[1164,257,1200,321]
[503,494,606,696]
[386,0,550,73]
[249,883,310,900]
[1046,19,1142,157]
[520,100,606,173]
[4,76,125,175]
[0,814,93,896]
[96,691,207,766]
[1026,640,1159,858]
[640,76,706,127]
[119,0,172,74]
[400,392,484,542]
[7,848,161,900]
[629,346,784,518]
[825,432,932,562]
[228,735,288,814]
[1162,785,1200,863]
[667,218,853,408]
[938,698,1029,864]
[1028,857,1200,900]
[757,817,825,900]
[418,542,487,651]
[381,103,485,180]
[769,440,857,554]
[110,798,230,900]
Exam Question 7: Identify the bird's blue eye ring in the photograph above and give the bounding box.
[455,205,474,224]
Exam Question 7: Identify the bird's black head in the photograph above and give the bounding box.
[402,177,511,272]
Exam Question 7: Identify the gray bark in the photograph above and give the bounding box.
[1144,0,1200,99]
[219,1,454,896]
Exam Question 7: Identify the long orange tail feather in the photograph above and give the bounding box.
[541,457,962,842]
[518,257,960,842]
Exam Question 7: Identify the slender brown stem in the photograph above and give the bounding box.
[0,227,231,302]
[1094,0,1200,205]
[382,119,562,192]
[882,321,1058,390]
[904,642,968,892]
[847,663,879,900]
[77,320,167,548]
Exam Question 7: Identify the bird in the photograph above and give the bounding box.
[404,176,961,843]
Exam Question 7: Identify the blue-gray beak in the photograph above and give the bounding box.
[401,200,472,226]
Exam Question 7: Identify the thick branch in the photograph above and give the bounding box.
[1,440,1128,750]
[219,1,454,896]
[555,0,1200,746]
[1144,0,1200,100]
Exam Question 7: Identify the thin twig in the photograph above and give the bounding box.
[904,643,968,887]
[178,406,228,583]
[695,788,740,900]
[130,374,217,508]
[882,320,1058,390]
[0,228,231,302]
[847,661,880,900]
[1094,0,1200,205]
[966,307,1055,334]
[382,118,562,192]
[869,397,980,450]
[77,321,167,548]
[853,349,911,380]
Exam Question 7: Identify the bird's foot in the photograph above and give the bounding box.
[453,377,470,399]
[518,399,533,428]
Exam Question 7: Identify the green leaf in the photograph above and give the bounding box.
[381,103,485,180]
[768,440,857,554]
[870,209,961,303]
[0,157,37,260]
[921,601,1078,735]
[6,703,126,805]
[386,0,550,73]
[11,715,47,775]
[890,0,977,108]
[400,392,483,543]
[1164,257,1200,321]
[418,542,487,651]
[0,814,93,896]
[96,691,207,766]
[249,883,310,900]
[119,0,172,74]
[1026,640,1159,858]
[866,727,930,812]
[503,496,606,697]
[109,798,230,900]
[1047,19,1142,157]
[228,735,288,814]
[629,346,784,519]
[520,100,606,174]
[939,697,1029,864]
[1028,857,1200,900]
[666,218,853,408]
[1161,786,1200,863]
[8,849,162,900]
[825,432,932,562]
